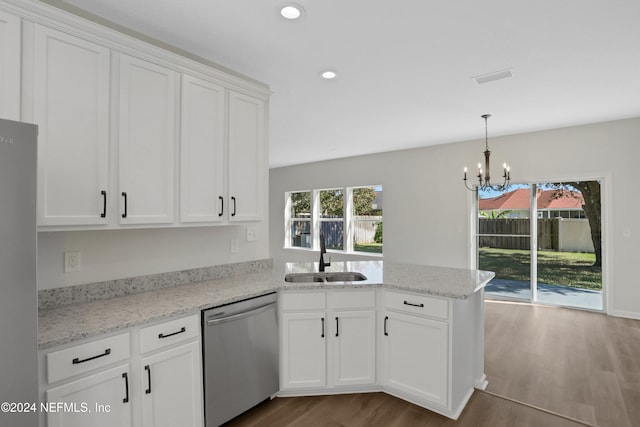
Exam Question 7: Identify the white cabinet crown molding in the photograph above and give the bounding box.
[0,0,271,97]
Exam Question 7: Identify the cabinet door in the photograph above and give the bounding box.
[46,364,132,427]
[140,341,203,427]
[33,25,110,226]
[382,311,449,407]
[180,75,225,223]
[118,54,176,224]
[227,90,265,221]
[0,10,20,120]
[281,312,326,389]
[332,310,376,387]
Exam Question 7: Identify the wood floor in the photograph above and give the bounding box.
[485,300,640,427]
[225,301,640,427]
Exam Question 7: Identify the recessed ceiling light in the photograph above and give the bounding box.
[321,70,337,79]
[280,4,304,20]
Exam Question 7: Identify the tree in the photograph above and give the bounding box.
[549,181,601,267]
[353,187,378,216]
[479,209,513,219]
[290,191,310,217]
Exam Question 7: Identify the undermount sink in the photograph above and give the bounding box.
[284,273,325,283]
[284,272,368,283]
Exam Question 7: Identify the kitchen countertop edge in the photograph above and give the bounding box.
[38,261,494,350]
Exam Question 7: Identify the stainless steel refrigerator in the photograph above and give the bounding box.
[0,118,38,427]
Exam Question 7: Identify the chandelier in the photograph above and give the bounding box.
[463,114,511,191]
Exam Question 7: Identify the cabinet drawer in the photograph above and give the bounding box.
[328,290,376,309]
[47,332,130,384]
[140,314,200,354]
[280,292,326,311]
[384,291,449,320]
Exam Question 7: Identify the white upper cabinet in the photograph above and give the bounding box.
[118,54,177,224]
[227,91,265,222]
[179,75,225,223]
[8,0,268,230]
[0,9,20,121]
[32,24,110,226]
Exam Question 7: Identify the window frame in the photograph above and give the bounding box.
[284,185,383,256]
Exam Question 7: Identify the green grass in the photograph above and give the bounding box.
[354,243,383,254]
[479,247,601,290]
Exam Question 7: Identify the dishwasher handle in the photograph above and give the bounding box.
[206,302,276,326]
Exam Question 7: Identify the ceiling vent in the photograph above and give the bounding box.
[472,68,514,85]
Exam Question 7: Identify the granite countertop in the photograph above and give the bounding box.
[38,261,494,350]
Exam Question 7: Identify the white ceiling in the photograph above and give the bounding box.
[62,0,640,168]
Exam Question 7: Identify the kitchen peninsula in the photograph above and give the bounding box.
[38,261,493,424]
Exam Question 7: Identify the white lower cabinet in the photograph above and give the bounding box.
[280,311,327,389]
[140,341,203,427]
[331,309,376,387]
[279,288,484,420]
[279,290,376,392]
[381,311,448,407]
[40,315,203,427]
[46,364,132,427]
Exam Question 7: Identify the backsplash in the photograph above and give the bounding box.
[38,259,273,310]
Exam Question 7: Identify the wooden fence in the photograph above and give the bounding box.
[479,218,559,250]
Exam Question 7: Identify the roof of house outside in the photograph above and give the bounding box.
[479,188,584,211]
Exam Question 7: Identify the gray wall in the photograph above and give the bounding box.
[270,117,640,319]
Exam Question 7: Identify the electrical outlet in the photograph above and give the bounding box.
[246,226,258,242]
[64,251,81,273]
[230,239,240,253]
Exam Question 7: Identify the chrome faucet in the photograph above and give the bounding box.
[319,232,331,272]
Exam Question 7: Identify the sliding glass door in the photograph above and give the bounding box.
[478,181,603,311]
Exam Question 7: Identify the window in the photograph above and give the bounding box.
[319,188,344,250]
[351,187,383,254]
[285,186,383,255]
[287,191,311,248]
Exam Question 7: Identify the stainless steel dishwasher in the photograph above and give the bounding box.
[202,292,279,426]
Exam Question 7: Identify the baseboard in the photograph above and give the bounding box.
[382,386,455,420]
[450,387,475,420]
[609,309,640,320]
[278,385,382,398]
[474,373,488,390]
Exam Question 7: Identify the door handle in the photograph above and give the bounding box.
[218,196,224,217]
[321,317,325,338]
[122,372,129,403]
[121,192,128,218]
[100,190,107,218]
[384,316,389,336]
[72,348,111,364]
[145,365,151,394]
[335,317,339,337]
[158,326,186,339]
[231,196,237,217]
[403,300,424,308]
